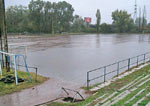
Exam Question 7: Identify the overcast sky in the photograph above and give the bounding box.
[5,0,150,24]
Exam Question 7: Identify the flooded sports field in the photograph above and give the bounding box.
[8,34,150,85]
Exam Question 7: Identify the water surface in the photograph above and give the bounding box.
[9,34,150,85]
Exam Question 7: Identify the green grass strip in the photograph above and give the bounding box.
[124,87,150,106]
[112,81,150,106]
[0,68,48,96]
[138,95,150,106]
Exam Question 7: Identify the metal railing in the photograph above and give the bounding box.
[1,59,38,82]
[17,64,38,82]
[87,52,150,89]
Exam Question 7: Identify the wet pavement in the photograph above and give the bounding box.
[0,78,88,106]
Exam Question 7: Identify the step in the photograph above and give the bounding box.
[133,92,150,106]
[125,87,147,104]
[95,92,118,106]
[102,90,130,106]
[86,94,106,106]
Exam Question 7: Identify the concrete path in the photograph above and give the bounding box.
[0,78,88,106]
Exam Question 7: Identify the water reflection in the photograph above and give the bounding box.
[6,34,150,84]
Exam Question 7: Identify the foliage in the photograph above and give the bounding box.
[100,23,113,33]
[6,5,28,33]
[6,0,75,34]
[71,15,86,32]
[135,17,147,32]
[112,10,134,33]
[96,9,101,33]
[4,1,150,34]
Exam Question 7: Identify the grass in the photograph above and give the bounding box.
[112,81,150,106]
[47,64,150,106]
[0,68,48,96]
[138,95,150,106]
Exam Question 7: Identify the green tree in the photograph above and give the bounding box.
[72,15,85,32]
[6,5,28,33]
[43,1,52,33]
[100,23,112,33]
[96,9,101,33]
[135,17,147,32]
[28,0,44,33]
[112,10,134,33]
[57,1,74,32]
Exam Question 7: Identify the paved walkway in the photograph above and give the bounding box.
[0,78,88,106]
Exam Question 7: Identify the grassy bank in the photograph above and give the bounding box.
[47,64,150,106]
[0,68,48,96]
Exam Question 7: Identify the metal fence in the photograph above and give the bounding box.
[18,64,38,82]
[1,59,38,82]
[87,52,150,89]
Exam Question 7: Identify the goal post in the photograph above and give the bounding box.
[0,51,32,85]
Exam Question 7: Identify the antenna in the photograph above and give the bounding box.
[134,0,137,23]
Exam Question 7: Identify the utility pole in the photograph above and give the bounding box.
[0,23,4,68]
[1,0,10,71]
[142,6,146,32]
[0,2,4,67]
[134,0,137,23]
[139,7,141,32]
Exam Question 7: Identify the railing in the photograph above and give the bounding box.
[87,52,150,89]
[1,59,38,82]
[17,64,38,82]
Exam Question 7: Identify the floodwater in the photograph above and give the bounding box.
[8,34,150,85]
[1,34,150,106]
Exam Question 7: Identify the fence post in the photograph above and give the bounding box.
[117,62,120,76]
[144,54,146,63]
[104,66,106,82]
[128,58,130,70]
[87,72,89,89]
[35,68,37,82]
[137,56,139,66]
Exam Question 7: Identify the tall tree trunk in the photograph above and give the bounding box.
[1,0,10,72]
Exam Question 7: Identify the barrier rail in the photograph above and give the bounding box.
[1,59,38,82]
[87,52,150,89]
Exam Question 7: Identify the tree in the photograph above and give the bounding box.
[57,1,74,32]
[6,5,28,33]
[112,10,134,33]
[43,1,52,33]
[135,17,147,32]
[100,23,112,33]
[28,0,44,33]
[96,9,101,33]
[71,15,85,32]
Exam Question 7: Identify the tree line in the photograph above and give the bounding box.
[4,0,150,34]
